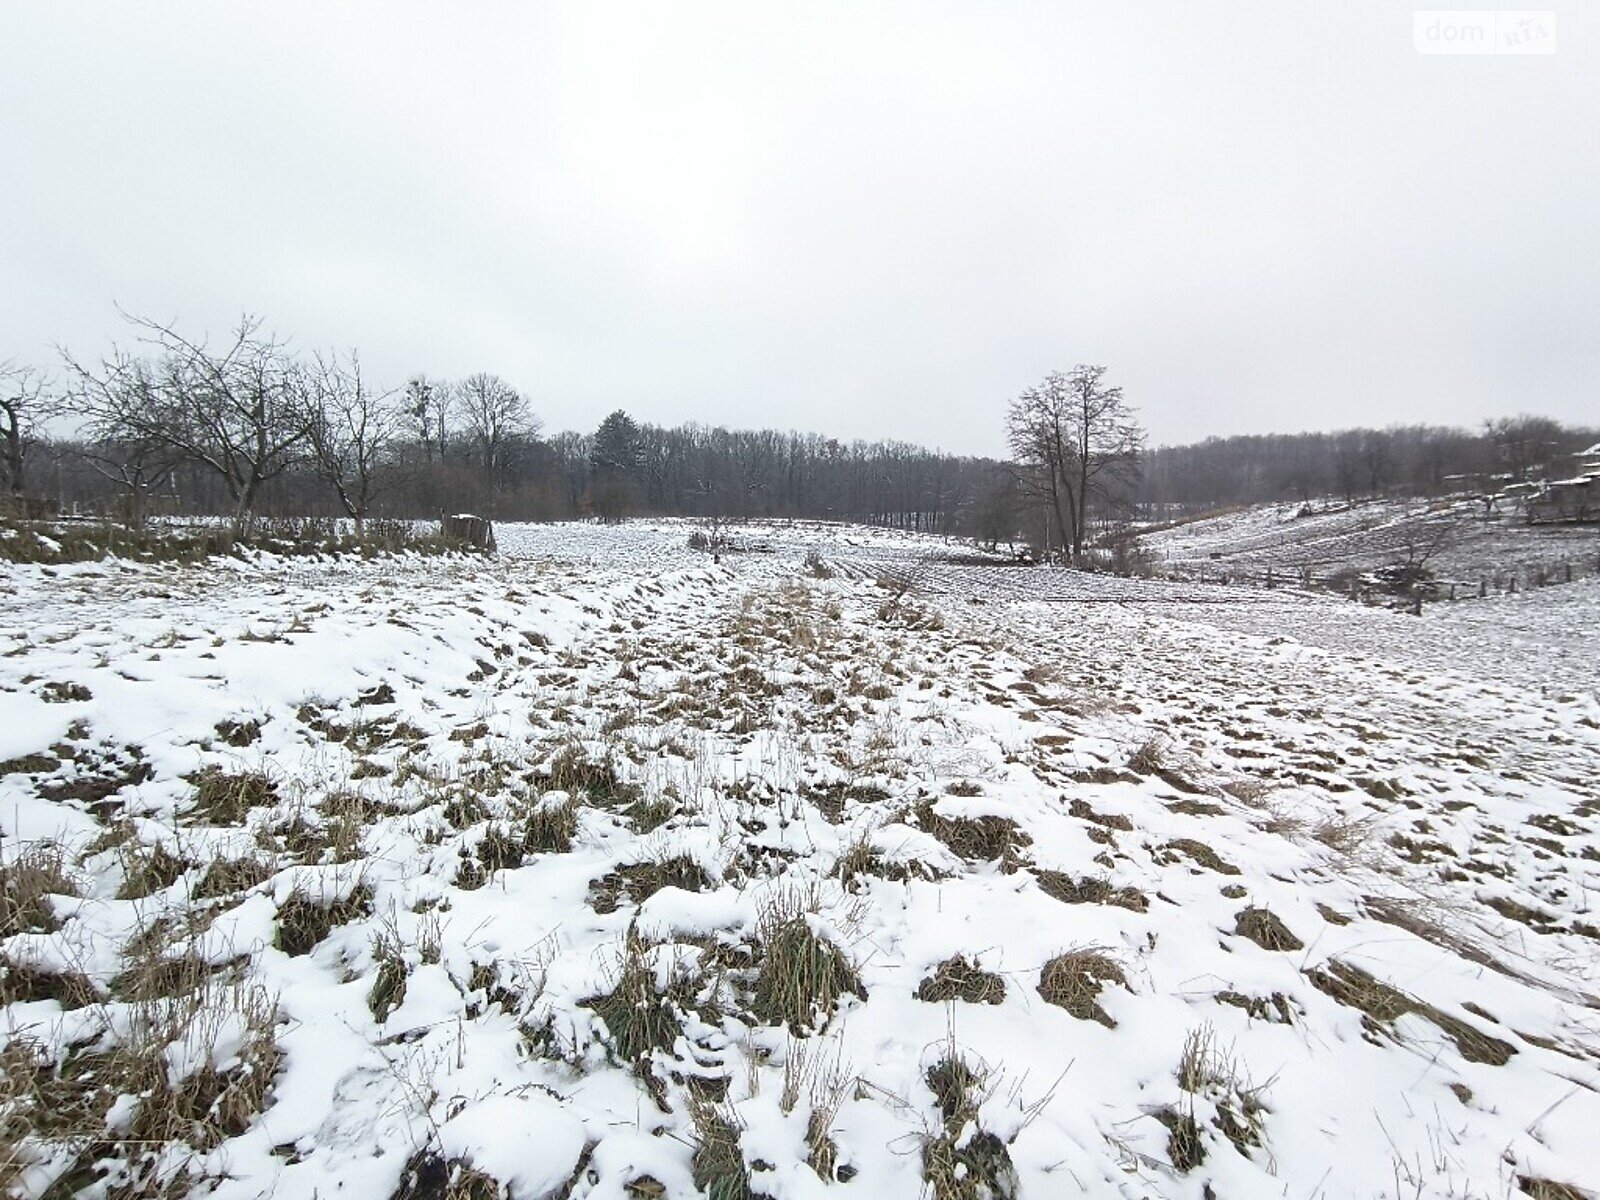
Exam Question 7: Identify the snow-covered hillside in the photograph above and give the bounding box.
[1140,499,1599,592]
[3,522,1596,1200]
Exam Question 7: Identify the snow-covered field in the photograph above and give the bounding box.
[1142,499,1600,592]
[2,521,1597,1200]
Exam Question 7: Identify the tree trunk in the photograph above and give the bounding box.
[2,409,23,499]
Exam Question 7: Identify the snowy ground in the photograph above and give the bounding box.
[2,521,1597,1200]
[1140,499,1600,593]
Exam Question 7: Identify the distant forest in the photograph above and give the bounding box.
[28,410,1595,539]
[1141,418,1599,515]
[3,323,1594,542]
[34,418,997,535]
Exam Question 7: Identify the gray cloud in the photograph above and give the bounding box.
[3,2,1594,456]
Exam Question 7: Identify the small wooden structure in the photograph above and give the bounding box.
[1526,475,1598,524]
[441,513,496,552]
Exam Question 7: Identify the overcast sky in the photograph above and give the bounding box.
[2,3,1594,455]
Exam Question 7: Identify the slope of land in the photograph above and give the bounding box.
[2,521,1596,1200]
[1141,498,1599,591]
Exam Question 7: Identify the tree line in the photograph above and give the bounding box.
[3,314,1003,536]
[4,314,1591,550]
[1141,416,1599,516]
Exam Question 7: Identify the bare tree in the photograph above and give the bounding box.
[1006,365,1142,565]
[1,360,46,506]
[77,433,184,528]
[455,372,535,491]
[62,313,313,532]
[305,350,402,534]
[404,374,451,465]
[1485,414,1563,483]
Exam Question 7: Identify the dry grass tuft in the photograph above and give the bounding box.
[1306,959,1515,1066]
[1037,949,1126,1027]
[916,802,1031,867]
[584,934,686,1062]
[274,885,374,956]
[115,840,193,900]
[920,1048,1018,1200]
[753,894,863,1031]
[0,842,75,937]
[1035,869,1147,912]
[1233,906,1304,952]
[189,767,278,824]
[523,794,579,853]
[916,955,1006,1005]
[689,1097,750,1200]
[589,855,710,915]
